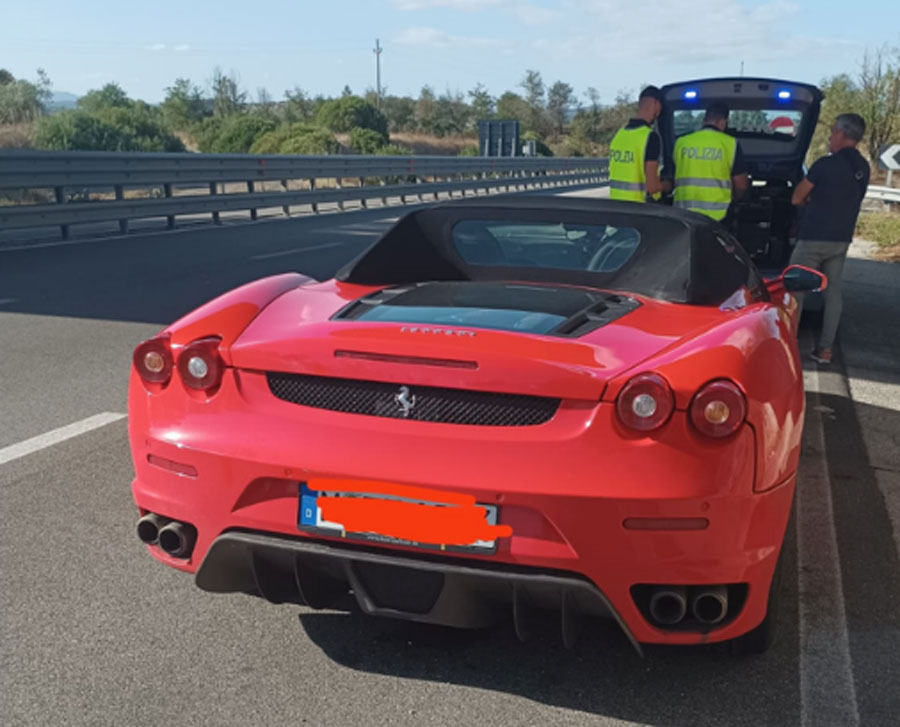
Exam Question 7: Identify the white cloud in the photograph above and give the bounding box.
[394,26,513,50]
[393,0,558,25]
[146,43,167,52]
[556,0,854,65]
[173,44,191,52]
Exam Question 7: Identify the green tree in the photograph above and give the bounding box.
[210,68,246,117]
[0,72,48,124]
[415,86,437,133]
[519,69,548,134]
[856,46,900,162]
[547,81,576,135]
[496,91,532,130]
[279,128,340,154]
[316,95,388,136]
[468,83,495,123]
[77,83,130,112]
[161,78,206,130]
[380,95,417,132]
[431,89,470,136]
[283,87,315,122]
[0,69,14,86]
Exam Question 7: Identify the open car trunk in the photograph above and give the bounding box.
[659,77,823,270]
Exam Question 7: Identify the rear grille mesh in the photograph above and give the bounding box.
[266,372,559,426]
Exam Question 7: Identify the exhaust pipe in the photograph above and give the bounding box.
[157,521,197,558]
[137,513,169,545]
[649,586,688,625]
[691,586,729,625]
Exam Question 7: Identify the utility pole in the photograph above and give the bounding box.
[740,60,744,77]
[373,38,383,108]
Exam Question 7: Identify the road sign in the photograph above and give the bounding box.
[878,143,900,171]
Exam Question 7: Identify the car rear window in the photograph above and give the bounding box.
[674,109,805,138]
[451,220,641,274]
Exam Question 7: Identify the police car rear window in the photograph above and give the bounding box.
[674,109,804,138]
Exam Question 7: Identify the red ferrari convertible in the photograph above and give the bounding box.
[129,197,824,654]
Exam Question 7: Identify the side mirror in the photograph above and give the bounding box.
[767,264,828,294]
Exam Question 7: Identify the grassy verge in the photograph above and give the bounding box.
[856,211,900,261]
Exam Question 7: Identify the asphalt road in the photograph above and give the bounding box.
[1,193,899,727]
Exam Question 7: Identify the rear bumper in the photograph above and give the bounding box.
[196,530,642,653]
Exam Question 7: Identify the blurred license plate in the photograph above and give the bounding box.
[297,483,499,553]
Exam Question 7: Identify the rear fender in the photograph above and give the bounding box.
[163,273,313,364]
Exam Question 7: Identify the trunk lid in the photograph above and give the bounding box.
[229,281,722,401]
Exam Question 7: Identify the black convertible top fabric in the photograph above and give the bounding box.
[335,197,758,305]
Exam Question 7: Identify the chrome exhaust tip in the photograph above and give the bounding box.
[649,586,688,625]
[691,586,729,625]
[157,521,197,558]
[137,513,169,545]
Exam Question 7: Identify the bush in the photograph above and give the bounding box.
[856,212,900,248]
[316,96,388,137]
[34,108,184,152]
[0,79,46,124]
[278,128,340,155]
[522,130,553,157]
[192,116,226,152]
[457,144,480,157]
[349,127,389,154]
[374,143,412,156]
[206,113,277,153]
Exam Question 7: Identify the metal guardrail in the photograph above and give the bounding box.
[865,185,900,204]
[0,150,609,239]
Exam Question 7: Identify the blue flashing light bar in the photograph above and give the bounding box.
[684,90,698,100]
[777,90,792,100]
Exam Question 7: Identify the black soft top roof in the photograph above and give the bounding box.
[335,197,758,305]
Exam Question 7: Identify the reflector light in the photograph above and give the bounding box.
[624,518,709,531]
[690,380,746,438]
[777,90,792,100]
[147,454,198,478]
[187,356,209,379]
[616,373,674,432]
[684,90,698,100]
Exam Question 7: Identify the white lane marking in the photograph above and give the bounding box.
[250,242,343,261]
[0,412,126,466]
[797,366,860,727]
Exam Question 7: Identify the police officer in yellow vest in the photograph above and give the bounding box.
[609,86,671,203]
[673,102,749,221]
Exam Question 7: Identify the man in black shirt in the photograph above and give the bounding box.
[608,86,671,202]
[790,113,870,364]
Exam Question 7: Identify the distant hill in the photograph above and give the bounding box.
[47,91,79,111]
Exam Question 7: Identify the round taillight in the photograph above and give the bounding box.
[690,380,746,438]
[616,372,675,432]
[133,336,173,385]
[177,338,224,392]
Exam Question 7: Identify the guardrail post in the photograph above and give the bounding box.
[208,182,220,224]
[114,185,128,233]
[336,178,344,211]
[380,178,387,206]
[164,183,174,228]
[54,186,69,239]
[247,181,258,221]
[281,180,291,216]
[359,177,367,208]
[309,179,318,213]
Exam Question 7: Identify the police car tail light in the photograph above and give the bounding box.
[134,335,173,386]
[690,380,746,438]
[616,373,675,432]
[177,337,225,393]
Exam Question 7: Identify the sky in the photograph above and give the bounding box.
[2,0,898,105]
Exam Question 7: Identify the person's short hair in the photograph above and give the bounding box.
[833,113,866,142]
[639,85,663,103]
[704,102,730,122]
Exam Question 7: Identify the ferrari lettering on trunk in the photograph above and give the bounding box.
[400,326,476,337]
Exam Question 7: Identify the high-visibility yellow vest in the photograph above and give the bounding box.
[608,125,660,203]
[673,127,737,221]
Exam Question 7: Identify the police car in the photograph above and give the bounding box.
[658,77,824,271]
